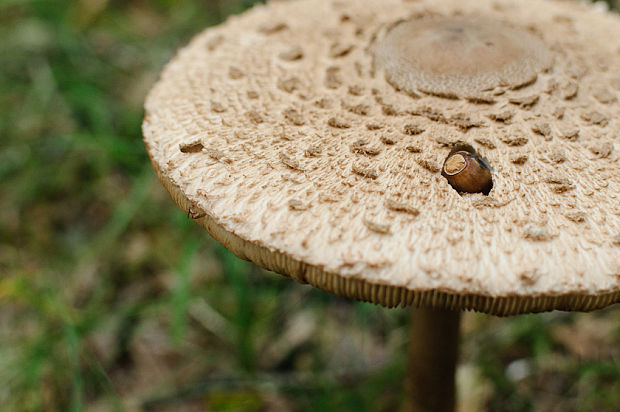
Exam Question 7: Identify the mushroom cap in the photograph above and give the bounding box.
[143,0,620,315]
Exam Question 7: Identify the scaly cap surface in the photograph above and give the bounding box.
[144,0,620,315]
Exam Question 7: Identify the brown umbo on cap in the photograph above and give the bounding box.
[143,0,620,315]
[372,15,554,101]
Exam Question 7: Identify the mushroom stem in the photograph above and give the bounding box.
[406,308,461,412]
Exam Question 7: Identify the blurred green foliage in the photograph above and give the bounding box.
[0,1,618,411]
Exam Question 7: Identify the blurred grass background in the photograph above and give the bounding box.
[0,0,619,411]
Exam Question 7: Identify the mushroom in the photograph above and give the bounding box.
[143,0,620,410]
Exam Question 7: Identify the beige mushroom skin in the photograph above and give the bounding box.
[144,0,620,315]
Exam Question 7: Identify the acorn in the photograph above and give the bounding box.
[442,150,493,195]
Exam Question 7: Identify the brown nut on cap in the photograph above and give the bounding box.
[442,151,493,195]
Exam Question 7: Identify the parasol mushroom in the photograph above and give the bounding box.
[143,0,620,410]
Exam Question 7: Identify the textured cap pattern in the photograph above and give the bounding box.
[144,0,620,314]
